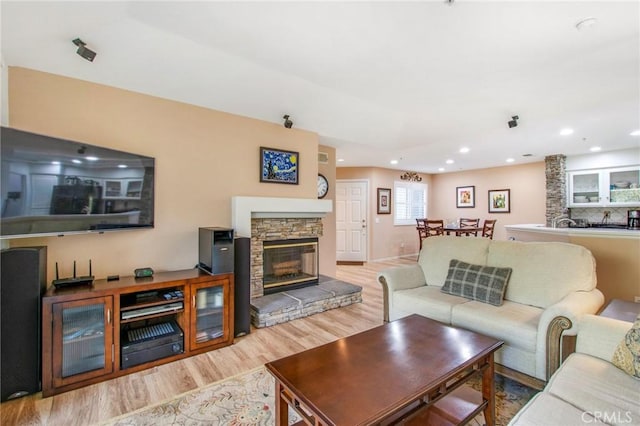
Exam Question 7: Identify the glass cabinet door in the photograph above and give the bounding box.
[52,297,113,387]
[569,171,601,205]
[607,168,640,205]
[190,278,230,350]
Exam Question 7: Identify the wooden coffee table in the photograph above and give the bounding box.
[265,314,503,425]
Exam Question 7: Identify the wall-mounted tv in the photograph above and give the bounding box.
[1,127,155,239]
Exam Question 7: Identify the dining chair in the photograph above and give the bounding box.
[459,218,480,236]
[482,219,497,239]
[416,219,428,249]
[425,220,444,237]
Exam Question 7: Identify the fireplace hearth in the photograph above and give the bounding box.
[263,237,318,294]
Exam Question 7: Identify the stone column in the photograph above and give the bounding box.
[545,154,566,226]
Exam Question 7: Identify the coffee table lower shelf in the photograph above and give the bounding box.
[276,367,491,426]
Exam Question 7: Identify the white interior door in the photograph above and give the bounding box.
[336,180,368,262]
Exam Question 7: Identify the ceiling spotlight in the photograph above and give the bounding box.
[559,128,574,136]
[283,114,293,129]
[72,38,96,62]
[508,115,519,129]
[77,145,87,154]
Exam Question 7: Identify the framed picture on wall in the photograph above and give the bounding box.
[456,185,475,208]
[488,189,510,213]
[260,147,299,184]
[377,188,391,214]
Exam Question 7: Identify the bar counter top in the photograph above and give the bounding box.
[505,224,640,239]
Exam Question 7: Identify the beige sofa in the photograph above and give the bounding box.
[509,314,640,425]
[377,236,604,381]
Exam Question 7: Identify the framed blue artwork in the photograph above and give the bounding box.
[260,147,299,184]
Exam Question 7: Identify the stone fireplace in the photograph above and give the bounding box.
[250,218,322,298]
[232,196,362,328]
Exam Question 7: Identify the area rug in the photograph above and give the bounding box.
[101,366,537,426]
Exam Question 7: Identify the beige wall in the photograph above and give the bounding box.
[7,67,336,282]
[430,162,546,241]
[571,236,640,304]
[337,162,546,260]
[337,167,432,260]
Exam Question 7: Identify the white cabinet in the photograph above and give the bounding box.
[568,167,640,207]
[103,179,142,199]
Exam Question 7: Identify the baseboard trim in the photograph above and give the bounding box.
[336,261,365,265]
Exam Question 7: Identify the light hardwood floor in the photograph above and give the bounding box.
[0,257,416,426]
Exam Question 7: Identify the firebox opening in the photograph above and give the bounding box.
[263,237,319,295]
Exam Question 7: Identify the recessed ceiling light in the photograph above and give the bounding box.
[559,128,574,136]
[459,147,470,154]
[72,159,82,164]
[630,130,640,136]
[118,164,128,168]
[337,158,345,162]
[438,167,445,172]
[85,156,99,161]
[51,161,60,165]
[590,146,602,152]
[390,159,398,165]
[445,159,454,164]
[576,17,597,31]
[506,158,515,163]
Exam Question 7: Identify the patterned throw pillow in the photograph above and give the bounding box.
[612,315,640,378]
[441,259,512,306]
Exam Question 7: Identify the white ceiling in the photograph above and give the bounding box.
[2,1,639,173]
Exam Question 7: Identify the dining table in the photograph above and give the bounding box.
[443,226,483,236]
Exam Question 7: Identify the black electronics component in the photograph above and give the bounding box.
[134,267,154,278]
[120,301,183,321]
[198,227,234,275]
[121,321,184,369]
[107,275,120,281]
[52,260,94,288]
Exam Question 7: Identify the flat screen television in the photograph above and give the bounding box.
[1,126,155,239]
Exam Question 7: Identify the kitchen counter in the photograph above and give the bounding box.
[505,224,640,239]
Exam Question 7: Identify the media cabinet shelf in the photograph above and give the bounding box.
[41,269,234,397]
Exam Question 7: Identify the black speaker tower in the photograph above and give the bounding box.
[234,237,251,337]
[1,246,47,401]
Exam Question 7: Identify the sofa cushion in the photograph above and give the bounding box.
[452,300,541,352]
[418,236,490,287]
[507,392,597,426]
[612,315,640,378]
[546,352,640,425]
[441,259,512,306]
[393,285,470,324]
[487,241,596,308]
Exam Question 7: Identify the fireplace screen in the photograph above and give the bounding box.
[263,238,319,293]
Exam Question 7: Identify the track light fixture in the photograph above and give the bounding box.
[508,115,519,129]
[72,38,96,62]
[283,115,293,129]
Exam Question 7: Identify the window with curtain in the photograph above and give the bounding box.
[394,181,428,225]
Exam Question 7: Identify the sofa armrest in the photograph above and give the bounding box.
[377,264,426,322]
[576,314,633,362]
[536,288,605,380]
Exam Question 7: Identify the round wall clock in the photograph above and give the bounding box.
[317,174,329,199]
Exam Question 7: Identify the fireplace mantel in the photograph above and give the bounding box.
[231,196,332,238]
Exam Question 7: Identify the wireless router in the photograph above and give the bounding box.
[52,260,94,289]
